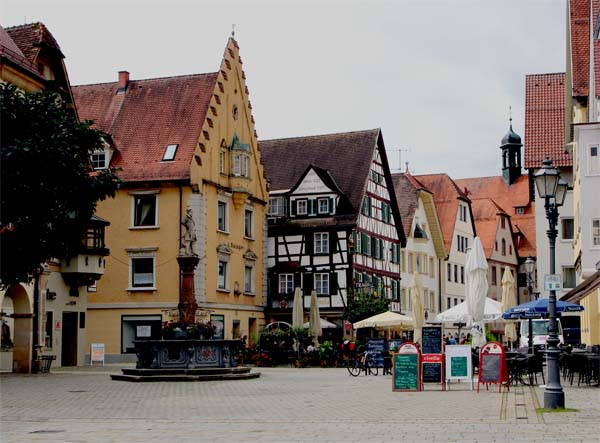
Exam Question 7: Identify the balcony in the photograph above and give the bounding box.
[61,215,110,292]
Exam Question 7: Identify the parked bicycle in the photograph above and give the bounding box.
[347,349,379,376]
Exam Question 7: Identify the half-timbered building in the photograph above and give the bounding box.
[260,129,406,326]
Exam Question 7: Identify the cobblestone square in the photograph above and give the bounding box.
[1,367,598,442]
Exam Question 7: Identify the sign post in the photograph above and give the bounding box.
[444,344,473,390]
[90,343,105,366]
[392,342,421,392]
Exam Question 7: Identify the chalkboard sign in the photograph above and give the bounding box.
[480,354,501,383]
[450,356,468,377]
[422,326,442,354]
[422,362,442,383]
[393,353,419,390]
[366,338,386,368]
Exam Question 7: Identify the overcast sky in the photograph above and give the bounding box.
[3,0,565,178]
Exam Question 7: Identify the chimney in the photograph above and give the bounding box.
[118,71,129,89]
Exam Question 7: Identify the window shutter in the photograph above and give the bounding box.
[367,197,372,216]
[330,272,338,295]
[329,197,335,214]
[361,233,369,255]
[269,272,279,298]
[303,273,313,294]
[371,237,377,257]
[294,273,302,289]
[291,200,297,216]
[309,199,316,216]
[329,232,337,253]
[305,233,314,255]
[380,239,384,259]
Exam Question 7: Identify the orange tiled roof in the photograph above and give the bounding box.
[413,173,469,252]
[73,72,218,182]
[469,198,506,258]
[570,0,590,97]
[455,175,536,258]
[524,73,571,168]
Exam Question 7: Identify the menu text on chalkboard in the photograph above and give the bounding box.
[393,354,419,391]
[422,362,442,383]
[422,326,442,354]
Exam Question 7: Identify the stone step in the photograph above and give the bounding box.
[110,371,261,383]
[121,366,253,376]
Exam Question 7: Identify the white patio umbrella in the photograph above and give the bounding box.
[411,274,424,344]
[465,237,489,348]
[309,290,322,346]
[291,287,304,329]
[353,311,414,329]
[500,267,517,346]
[434,298,503,323]
[303,318,338,329]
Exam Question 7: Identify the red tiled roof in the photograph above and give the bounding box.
[524,73,571,168]
[0,25,25,56]
[413,173,470,252]
[73,73,218,182]
[392,173,420,236]
[570,0,590,97]
[455,175,536,258]
[5,22,63,63]
[469,198,506,258]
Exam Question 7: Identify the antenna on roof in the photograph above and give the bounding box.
[405,162,410,173]
[231,24,236,38]
[389,147,410,172]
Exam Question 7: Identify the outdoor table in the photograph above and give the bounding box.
[506,353,532,386]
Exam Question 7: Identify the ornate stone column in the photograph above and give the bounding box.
[177,255,200,324]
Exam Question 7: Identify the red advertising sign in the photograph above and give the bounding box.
[477,341,509,393]
[421,353,445,389]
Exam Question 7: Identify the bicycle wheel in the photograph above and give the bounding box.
[347,359,361,376]
[367,356,379,376]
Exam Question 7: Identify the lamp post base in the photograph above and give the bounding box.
[543,389,565,409]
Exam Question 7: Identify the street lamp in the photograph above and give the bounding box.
[534,157,568,409]
[523,256,536,354]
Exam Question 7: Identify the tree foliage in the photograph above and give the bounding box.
[343,289,390,324]
[0,83,120,286]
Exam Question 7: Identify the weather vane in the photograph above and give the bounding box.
[509,104,512,124]
[232,24,236,38]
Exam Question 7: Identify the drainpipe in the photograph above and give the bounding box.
[31,271,40,373]
[438,258,443,314]
[178,184,183,304]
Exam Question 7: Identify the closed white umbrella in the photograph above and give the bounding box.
[291,287,304,329]
[500,267,517,346]
[465,237,489,348]
[309,290,322,346]
[411,274,424,344]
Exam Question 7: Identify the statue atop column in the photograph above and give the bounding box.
[181,207,197,256]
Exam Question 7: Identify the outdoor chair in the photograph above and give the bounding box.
[526,354,545,385]
[566,353,591,386]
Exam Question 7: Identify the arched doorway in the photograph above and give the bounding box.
[1,284,32,373]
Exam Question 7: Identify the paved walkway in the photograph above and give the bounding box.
[1,366,598,442]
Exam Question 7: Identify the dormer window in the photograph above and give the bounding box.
[162,144,178,161]
[268,197,286,216]
[318,198,330,214]
[230,133,251,178]
[91,148,109,170]
[296,199,308,215]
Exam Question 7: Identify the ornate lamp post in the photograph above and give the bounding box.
[523,256,536,353]
[534,158,568,409]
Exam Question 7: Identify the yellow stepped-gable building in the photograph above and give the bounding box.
[73,37,268,362]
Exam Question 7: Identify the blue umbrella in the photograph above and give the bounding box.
[503,299,584,353]
[502,298,584,319]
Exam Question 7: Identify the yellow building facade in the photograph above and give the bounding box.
[74,38,268,362]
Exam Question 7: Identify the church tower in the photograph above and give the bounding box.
[500,118,523,185]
